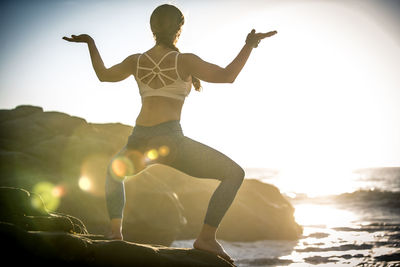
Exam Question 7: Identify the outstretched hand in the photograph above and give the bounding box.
[246,29,277,48]
[62,34,93,44]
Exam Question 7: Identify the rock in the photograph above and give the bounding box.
[0,187,233,267]
[1,222,234,267]
[0,105,302,245]
[0,104,43,123]
[0,186,88,234]
[218,179,301,241]
[374,253,400,262]
[134,165,302,241]
[123,170,187,245]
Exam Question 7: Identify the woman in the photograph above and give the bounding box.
[63,4,277,263]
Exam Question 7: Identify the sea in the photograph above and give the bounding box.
[171,167,400,266]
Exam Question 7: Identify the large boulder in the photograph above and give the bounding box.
[131,165,302,241]
[122,169,187,245]
[0,105,132,238]
[0,105,302,245]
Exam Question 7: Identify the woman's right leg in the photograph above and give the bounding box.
[105,145,146,239]
[104,145,128,239]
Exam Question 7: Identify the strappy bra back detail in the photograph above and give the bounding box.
[135,50,192,101]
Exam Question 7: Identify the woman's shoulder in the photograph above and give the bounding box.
[177,53,201,65]
[122,53,142,78]
[178,52,197,58]
[123,53,141,64]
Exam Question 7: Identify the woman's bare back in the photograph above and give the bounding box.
[134,45,191,126]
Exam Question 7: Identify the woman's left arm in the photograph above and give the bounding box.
[63,34,136,82]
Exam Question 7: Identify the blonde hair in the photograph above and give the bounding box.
[150,4,201,91]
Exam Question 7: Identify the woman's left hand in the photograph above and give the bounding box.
[246,29,277,48]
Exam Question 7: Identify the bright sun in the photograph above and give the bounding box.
[232,2,400,196]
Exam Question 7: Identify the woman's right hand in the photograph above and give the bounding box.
[62,34,93,44]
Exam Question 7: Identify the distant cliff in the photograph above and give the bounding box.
[0,105,302,245]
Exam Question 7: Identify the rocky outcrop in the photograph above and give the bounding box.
[131,165,303,242]
[0,187,233,267]
[0,186,88,233]
[0,105,302,246]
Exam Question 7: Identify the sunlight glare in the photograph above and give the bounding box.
[158,145,170,157]
[111,156,134,180]
[31,182,61,213]
[234,2,400,171]
[294,203,358,228]
[276,167,360,197]
[146,149,159,161]
[52,185,66,198]
[78,176,92,191]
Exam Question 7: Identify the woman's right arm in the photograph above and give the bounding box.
[63,34,136,82]
[184,29,277,83]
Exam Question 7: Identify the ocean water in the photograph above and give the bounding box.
[171,167,400,266]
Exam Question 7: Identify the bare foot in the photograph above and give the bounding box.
[107,218,123,240]
[105,231,123,240]
[193,238,234,263]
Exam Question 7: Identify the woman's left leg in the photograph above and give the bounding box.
[170,135,245,228]
[168,135,245,263]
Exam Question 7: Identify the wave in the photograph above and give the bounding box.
[290,189,400,212]
[333,189,400,209]
[353,167,400,191]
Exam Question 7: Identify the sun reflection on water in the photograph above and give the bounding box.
[261,167,362,198]
[294,203,359,228]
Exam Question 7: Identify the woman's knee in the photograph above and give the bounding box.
[233,163,245,178]
[235,165,245,183]
[222,163,245,185]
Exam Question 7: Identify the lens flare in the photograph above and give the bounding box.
[146,149,159,161]
[78,176,91,191]
[159,145,170,157]
[31,182,60,213]
[52,185,66,198]
[112,158,127,177]
[80,153,110,196]
[111,156,134,180]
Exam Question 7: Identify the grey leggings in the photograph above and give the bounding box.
[105,120,244,227]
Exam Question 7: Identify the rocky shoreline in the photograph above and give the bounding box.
[0,105,302,242]
[0,105,302,266]
[0,186,234,266]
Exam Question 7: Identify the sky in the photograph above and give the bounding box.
[1,0,399,183]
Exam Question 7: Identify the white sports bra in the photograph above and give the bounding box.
[135,50,192,101]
